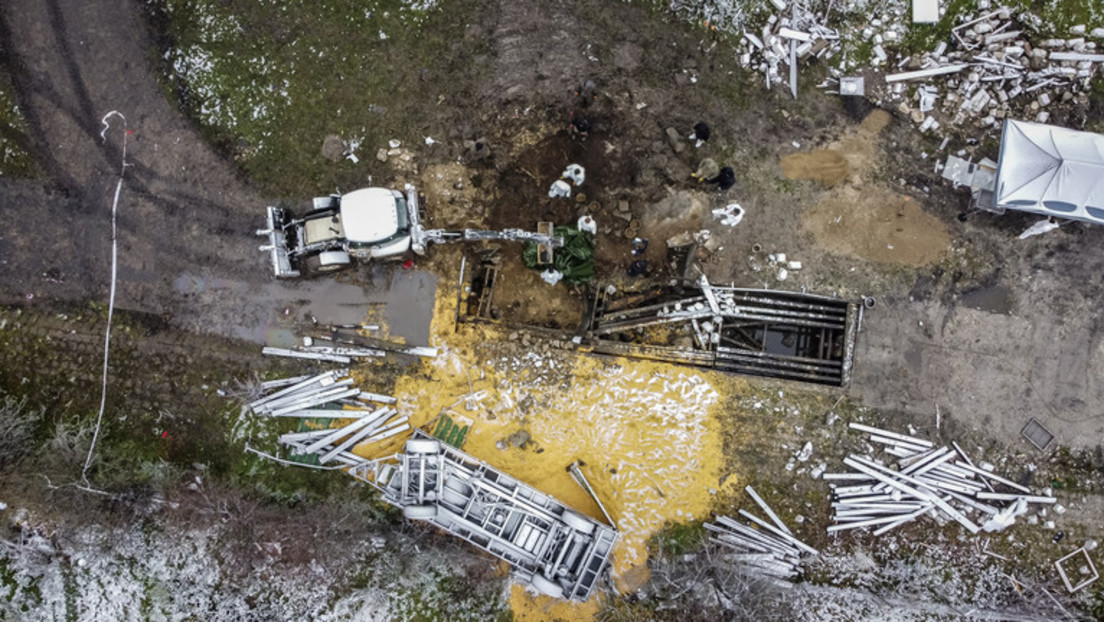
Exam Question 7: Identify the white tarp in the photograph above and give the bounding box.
[994,120,1104,224]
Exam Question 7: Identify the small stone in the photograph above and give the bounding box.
[376,148,389,162]
[322,134,345,162]
[508,429,531,448]
[664,127,684,154]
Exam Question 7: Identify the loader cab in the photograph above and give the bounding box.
[340,187,412,259]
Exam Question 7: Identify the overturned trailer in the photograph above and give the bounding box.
[586,278,860,386]
[348,431,618,600]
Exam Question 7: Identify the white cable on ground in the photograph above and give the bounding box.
[82,111,129,485]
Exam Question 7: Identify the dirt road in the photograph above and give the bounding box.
[0,0,438,347]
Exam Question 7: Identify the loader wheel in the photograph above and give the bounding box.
[303,254,342,274]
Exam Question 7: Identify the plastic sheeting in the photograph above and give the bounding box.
[994,120,1104,224]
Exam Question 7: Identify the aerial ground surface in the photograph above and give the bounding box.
[1,0,1104,620]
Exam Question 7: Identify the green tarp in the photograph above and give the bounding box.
[522,226,595,285]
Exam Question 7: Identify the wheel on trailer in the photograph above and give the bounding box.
[529,573,565,599]
[405,439,441,454]
[561,510,596,535]
[402,504,438,520]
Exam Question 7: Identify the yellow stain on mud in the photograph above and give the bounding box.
[352,269,732,620]
[508,583,602,622]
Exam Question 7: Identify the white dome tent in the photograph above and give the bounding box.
[994,119,1104,224]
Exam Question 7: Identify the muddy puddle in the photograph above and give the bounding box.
[959,283,1013,314]
[172,266,437,346]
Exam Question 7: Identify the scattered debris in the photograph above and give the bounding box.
[1021,418,1055,451]
[869,10,1098,134]
[1055,547,1099,593]
[1017,218,1060,239]
[725,1,841,98]
[823,422,1056,536]
[261,346,352,364]
[912,0,940,24]
[705,485,817,586]
[838,76,864,96]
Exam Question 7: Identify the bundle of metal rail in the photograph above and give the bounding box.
[705,485,818,587]
[824,423,1056,536]
[248,371,408,465]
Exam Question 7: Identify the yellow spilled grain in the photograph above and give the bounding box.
[353,267,730,619]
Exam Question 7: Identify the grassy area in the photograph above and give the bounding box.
[0,50,36,179]
[148,0,490,196]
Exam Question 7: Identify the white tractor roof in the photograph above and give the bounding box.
[340,187,400,243]
[994,120,1104,224]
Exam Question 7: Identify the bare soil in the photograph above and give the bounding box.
[779,150,850,187]
[803,185,951,266]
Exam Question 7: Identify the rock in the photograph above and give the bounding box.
[322,134,345,162]
[664,127,684,154]
[613,42,644,71]
[464,139,491,162]
[376,148,389,162]
[508,429,531,448]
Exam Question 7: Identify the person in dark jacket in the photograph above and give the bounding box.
[689,121,710,147]
[709,166,735,190]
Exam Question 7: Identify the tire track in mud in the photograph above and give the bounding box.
[0,0,267,314]
[490,0,588,102]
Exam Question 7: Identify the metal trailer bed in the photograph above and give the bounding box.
[352,431,617,600]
